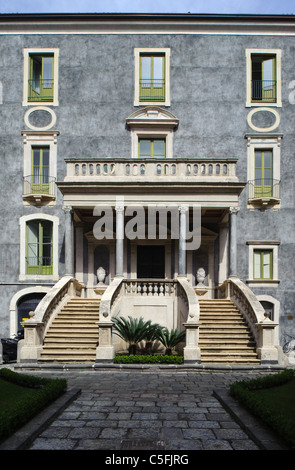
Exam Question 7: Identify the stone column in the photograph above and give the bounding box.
[63,206,73,276]
[229,206,239,278]
[178,205,188,276]
[115,201,124,276]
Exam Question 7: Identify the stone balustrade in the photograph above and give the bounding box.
[64,158,238,182]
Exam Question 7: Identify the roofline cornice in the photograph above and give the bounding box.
[1,12,295,35]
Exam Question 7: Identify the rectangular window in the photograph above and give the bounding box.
[251,54,276,103]
[134,48,170,106]
[253,249,273,280]
[32,147,50,193]
[26,220,53,275]
[140,54,165,102]
[23,48,59,106]
[246,49,281,107]
[254,149,273,197]
[139,138,166,158]
[29,54,54,102]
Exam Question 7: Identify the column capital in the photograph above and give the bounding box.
[179,205,189,214]
[229,206,240,214]
[63,205,72,213]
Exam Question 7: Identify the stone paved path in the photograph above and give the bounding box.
[19,368,282,451]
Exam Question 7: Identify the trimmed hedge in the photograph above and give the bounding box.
[230,369,295,449]
[0,368,67,442]
[114,354,184,364]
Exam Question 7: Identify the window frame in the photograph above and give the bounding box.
[23,48,59,106]
[246,134,282,210]
[247,241,280,286]
[26,219,53,275]
[19,213,59,280]
[246,48,282,107]
[138,138,166,158]
[22,130,59,206]
[134,48,170,106]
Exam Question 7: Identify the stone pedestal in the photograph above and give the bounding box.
[95,321,115,362]
[19,312,43,363]
[183,321,201,363]
[256,314,279,363]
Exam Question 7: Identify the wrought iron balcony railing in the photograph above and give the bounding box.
[251,80,277,102]
[26,257,53,275]
[28,79,54,102]
[248,179,280,200]
[139,79,165,101]
[23,175,56,198]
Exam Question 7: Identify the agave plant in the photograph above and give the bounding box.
[156,327,186,356]
[112,316,159,355]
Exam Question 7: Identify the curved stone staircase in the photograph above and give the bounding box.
[40,297,100,363]
[199,299,260,365]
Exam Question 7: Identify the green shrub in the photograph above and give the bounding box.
[0,368,67,443]
[114,354,184,364]
[230,369,295,449]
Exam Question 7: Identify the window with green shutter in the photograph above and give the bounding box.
[31,147,50,194]
[28,54,54,102]
[253,249,273,280]
[26,220,53,275]
[254,149,273,197]
[251,54,276,103]
[139,53,165,102]
[139,138,166,158]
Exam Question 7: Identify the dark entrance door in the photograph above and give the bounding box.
[137,245,165,279]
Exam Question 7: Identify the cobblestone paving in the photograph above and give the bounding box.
[22,369,276,451]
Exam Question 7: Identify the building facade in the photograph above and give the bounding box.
[0,13,294,364]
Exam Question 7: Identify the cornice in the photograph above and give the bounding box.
[1,13,295,35]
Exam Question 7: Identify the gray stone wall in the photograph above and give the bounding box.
[0,29,295,348]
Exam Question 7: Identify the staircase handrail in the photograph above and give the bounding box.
[99,275,124,322]
[220,276,270,343]
[20,275,83,362]
[177,277,200,323]
[33,276,83,326]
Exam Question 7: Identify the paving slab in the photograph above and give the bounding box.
[0,364,292,452]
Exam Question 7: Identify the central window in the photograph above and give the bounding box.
[139,138,166,158]
[140,54,165,102]
[134,48,170,106]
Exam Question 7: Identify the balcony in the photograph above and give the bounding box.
[65,158,238,182]
[23,175,56,205]
[28,79,54,102]
[251,80,277,103]
[139,79,165,102]
[248,179,280,209]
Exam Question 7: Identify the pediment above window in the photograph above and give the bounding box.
[126,107,179,129]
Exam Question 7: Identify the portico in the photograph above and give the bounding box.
[57,157,245,303]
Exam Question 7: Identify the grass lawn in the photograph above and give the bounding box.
[0,378,42,408]
[251,378,295,422]
[230,371,295,449]
[0,368,66,444]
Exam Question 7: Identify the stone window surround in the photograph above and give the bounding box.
[245,48,282,108]
[134,47,171,106]
[246,133,282,210]
[247,240,280,287]
[19,213,59,281]
[22,48,59,106]
[126,106,178,159]
[21,130,59,206]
